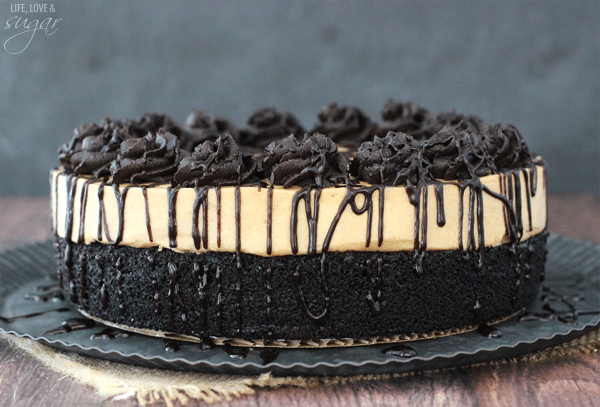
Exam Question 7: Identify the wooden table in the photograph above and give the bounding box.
[0,194,598,407]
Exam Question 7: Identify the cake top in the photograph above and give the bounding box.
[57,100,538,187]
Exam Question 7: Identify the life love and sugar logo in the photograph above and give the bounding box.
[3,3,63,54]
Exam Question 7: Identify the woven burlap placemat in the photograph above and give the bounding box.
[2,328,599,406]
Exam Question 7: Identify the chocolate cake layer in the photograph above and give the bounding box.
[56,232,547,341]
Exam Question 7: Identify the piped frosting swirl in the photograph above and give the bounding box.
[174,134,256,186]
[261,133,349,188]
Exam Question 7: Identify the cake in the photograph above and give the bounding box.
[51,101,547,347]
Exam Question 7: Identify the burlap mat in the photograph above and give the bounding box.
[2,328,599,406]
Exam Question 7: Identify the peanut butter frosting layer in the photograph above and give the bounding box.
[51,165,546,257]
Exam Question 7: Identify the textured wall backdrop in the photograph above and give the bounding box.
[0,0,598,195]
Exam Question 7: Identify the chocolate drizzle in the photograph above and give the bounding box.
[116,256,125,315]
[235,283,242,337]
[167,261,192,335]
[366,258,383,316]
[291,187,322,256]
[77,179,93,243]
[293,254,330,321]
[235,186,242,268]
[167,187,179,248]
[194,262,208,331]
[323,185,385,253]
[192,186,209,250]
[266,266,273,322]
[216,266,223,334]
[141,187,153,242]
[266,187,273,255]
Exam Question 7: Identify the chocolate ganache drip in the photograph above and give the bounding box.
[262,133,349,188]
[240,107,305,149]
[182,110,240,151]
[174,134,257,186]
[377,100,441,140]
[350,132,421,185]
[311,102,376,148]
[110,130,182,184]
[58,117,129,177]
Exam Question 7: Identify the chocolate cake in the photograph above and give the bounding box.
[51,101,547,346]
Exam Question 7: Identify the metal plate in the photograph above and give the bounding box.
[0,235,598,376]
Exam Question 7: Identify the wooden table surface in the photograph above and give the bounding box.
[0,194,598,407]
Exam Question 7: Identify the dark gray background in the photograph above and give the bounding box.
[0,0,598,196]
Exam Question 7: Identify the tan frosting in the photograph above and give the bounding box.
[51,166,546,257]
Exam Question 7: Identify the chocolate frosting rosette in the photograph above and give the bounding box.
[174,134,256,186]
[482,123,534,171]
[350,132,421,185]
[261,133,349,188]
[240,107,305,149]
[58,117,130,178]
[436,110,486,134]
[110,130,182,184]
[311,102,375,148]
[377,100,441,140]
[423,125,497,180]
[126,113,184,139]
[182,110,240,151]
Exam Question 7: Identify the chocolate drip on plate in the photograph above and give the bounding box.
[0,308,70,323]
[223,343,249,359]
[44,318,96,335]
[90,328,130,340]
[477,323,502,338]
[382,344,417,358]
[260,348,279,365]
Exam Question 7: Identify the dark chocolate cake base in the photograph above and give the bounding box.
[55,232,547,342]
